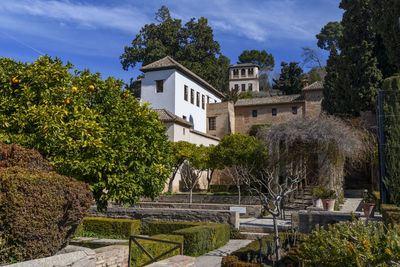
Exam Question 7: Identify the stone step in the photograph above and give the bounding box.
[239,224,291,234]
[238,232,271,240]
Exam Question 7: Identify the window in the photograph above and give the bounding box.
[183,128,186,135]
[272,108,277,116]
[241,69,246,77]
[249,83,253,91]
[190,89,194,104]
[248,68,254,76]
[241,84,246,91]
[209,117,216,130]
[233,69,239,77]
[292,107,298,115]
[184,85,188,101]
[183,115,187,121]
[156,80,163,93]
[202,95,205,109]
[214,100,217,103]
[207,96,210,104]
[234,84,239,90]
[196,92,200,107]
[252,110,258,117]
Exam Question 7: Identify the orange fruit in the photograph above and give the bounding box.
[72,86,78,93]
[12,77,19,84]
[123,92,129,98]
[65,98,71,104]
[88,85,95,91]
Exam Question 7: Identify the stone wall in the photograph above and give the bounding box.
[134,202,263,218]
[303,89,323,118]
[147,255,195,267]
[206,101,235,138]
[90,206,240,229]
[6,245,129,267]
[295,210,361,233]
[143,194,260,205]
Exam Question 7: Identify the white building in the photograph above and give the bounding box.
[141,56,224,135]
[229,63,260,93]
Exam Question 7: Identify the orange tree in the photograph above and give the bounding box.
[0,56,172,209]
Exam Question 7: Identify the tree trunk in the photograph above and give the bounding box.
[168,168,179,193]
[207,169,215,192]
[237,185,241,205]
[272,215,281,262]
[189,189,193,204]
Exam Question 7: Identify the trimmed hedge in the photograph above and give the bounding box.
[148,220,230,257]
[0,166,92,264]
[129,234,184,267]
[381,204,400,226]
[76,217,141,239]
[174,223,230,256]
[221,255,261,267]
[148,221,202,236]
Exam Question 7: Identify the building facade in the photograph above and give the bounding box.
[229,63,260,93]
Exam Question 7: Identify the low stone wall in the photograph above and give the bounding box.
[134,202,263,218]
[6,245,129,267]
[296,210,361,233]
[142,194,260,205]
[90,206,240,229]
[147,255,195,267]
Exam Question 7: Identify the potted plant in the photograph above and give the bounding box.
[321,189,336,211]
[361,190,376,218]
[311,186,324,208]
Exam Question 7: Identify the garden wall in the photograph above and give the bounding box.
[134,202,262,217]
[90,206,240,229]
[141,194,260,205]
[6,245,129,267]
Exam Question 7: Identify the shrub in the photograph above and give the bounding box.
[0,166,92,264]
[76,217,140,239]
[129,234,184,267]
[173,223,230,256]
[221,255,261,267]
[210,185,238,193]
[381,204,400,226]
[148,221,202,236]
[295,220,400,266]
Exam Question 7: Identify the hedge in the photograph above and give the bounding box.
[174,223,230,256]
[76,217,141,239]
[129,234,184,267]
[381,204,400,226]
[0,166,92,264]
[148,220,230,257]
[221,255,261,267]
[148,221,202,236]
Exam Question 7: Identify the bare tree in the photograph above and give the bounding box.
[224,166,244,205]
[241,167,302,262]
[301,47,323,68]
[180,161,203,203]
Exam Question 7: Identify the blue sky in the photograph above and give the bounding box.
[0,0,343,84]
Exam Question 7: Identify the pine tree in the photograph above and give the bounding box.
[331,0,382,116]
[273,62,305,95]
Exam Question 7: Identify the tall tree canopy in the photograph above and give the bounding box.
[0,56,172,210]
[273,62,305,95]
[120,6,230,91]
[316,22,344,51]
[238,50,275,71]
[323,0,382,116]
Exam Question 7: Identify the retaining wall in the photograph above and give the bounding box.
[142,194,260,205]
[134,202,262,218]
[90,206,240,230]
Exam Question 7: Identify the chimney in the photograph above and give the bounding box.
[302,79,309,88]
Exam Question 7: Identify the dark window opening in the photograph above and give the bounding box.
[234,84,239,90]
[202,95,205,109]
[292,107,298,115]
[184,85,188,101]
[249,83,253,91]
[248,68,254,76]
[156,80,163,93]
[190,89,194,104]
[209,117,216,130]
[272,108,277,116]
[241,84,246,91]
[252,110,258,117]
[196,92,200,107]
[183,115,187,121]
[241,69,246,76]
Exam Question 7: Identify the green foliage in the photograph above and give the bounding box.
[223,87,240,103]
[238,90,254,99]
[316,21,343,50]
[0,56,172,209]
[221,255,261,267]
[273,62,305,95]
[322,45,343,115]
[148,220,230,256]
[295,220,400,266]
[120,6,230,91]
[174,223,230,256]
[76,217,141,239]
[238,50,275,71]
[311,186,325,199]
[381,204,400,227]
[0,143,92,264]
[210,185,239,193]
[248,124,270,137]
[320,189,337,199]
[129,234,184,267]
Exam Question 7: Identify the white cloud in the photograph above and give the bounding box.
[0,0,150,33]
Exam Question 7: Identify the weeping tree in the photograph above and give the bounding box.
[257,115,362,200]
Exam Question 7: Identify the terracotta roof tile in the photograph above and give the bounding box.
[154,109,192,127]
[302,81,324,91]
[235,94,304,107]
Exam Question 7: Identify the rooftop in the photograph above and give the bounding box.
[140,56,225,99]
[302,81,324,91]
[235,94,304,107]
[154,109,192,127]
[230,63,259,68]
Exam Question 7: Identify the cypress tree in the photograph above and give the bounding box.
[333,0,382,116]
[322,45,342,115]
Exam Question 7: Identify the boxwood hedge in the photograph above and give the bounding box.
[76,217,141,239]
